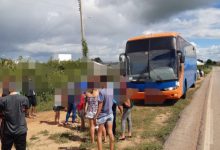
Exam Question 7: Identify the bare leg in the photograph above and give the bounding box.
[26,109,31,118]
[102,126,107,142]
[55,112,58,124]
[89,119,95,143]
[81,117,85,130]
[97,124,104,150]
[32,106,37,116]
[107,122,114,150]
[57,111,61,124]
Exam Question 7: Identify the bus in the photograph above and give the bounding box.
[119,32,197,104]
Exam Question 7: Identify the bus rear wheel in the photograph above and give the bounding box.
[182,82,187,99]
[191,74,197,88]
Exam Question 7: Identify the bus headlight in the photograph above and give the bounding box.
[162,87,177,91]
[129,76,137,82]
[176,81,180,87]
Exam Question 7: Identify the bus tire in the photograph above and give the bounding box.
[182,81,187,99]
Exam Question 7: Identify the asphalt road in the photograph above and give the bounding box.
[164,67,220,150]
[164,70,211,150]
[199,67,220,150]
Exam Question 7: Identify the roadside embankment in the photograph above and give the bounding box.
[164,74,211,150]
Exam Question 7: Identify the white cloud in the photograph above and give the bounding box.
[143,8,220,39]
[17,42,81,55]
[0,0,220,62]
[197,45,220,61]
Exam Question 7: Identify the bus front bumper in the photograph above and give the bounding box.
[130,88,182,104]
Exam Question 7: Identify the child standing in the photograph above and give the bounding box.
[77,93,86,130]
[53,89,64,125]
[85,89,99,143]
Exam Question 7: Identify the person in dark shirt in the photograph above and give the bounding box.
[0,86,29,150]
[27,89,37,117]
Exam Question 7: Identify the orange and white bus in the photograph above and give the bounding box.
[119,32,197,104]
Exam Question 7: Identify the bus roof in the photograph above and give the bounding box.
[128,32,180,42]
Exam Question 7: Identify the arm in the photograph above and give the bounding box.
[95,101,103,119]
[0,98,5,111]
[123,98,131,107]
[94,89,103,119]
[22,97,29,113]
[83,95,87,113]
[118,105,123,114]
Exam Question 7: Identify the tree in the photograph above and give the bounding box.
[206,59,213,65]
[82,39,88,58]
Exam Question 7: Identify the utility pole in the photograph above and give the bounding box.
[78,0,85,40]
[78,0,88,58]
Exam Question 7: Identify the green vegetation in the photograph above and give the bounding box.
[49,132,81,143]
[205,59,217,66]
[0,57,88,112]
[38,130,50,136]
[82,39,89,58]
[30,135,39,141]
[198,64,212,75]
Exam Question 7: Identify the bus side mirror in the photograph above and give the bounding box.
[177,51,185,63]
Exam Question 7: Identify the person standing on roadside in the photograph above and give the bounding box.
[27,89,37,117]
[0,82,29,150]
[64,94,77,125]
[85,88,100,143]
[25,78,37,118]
[119,98,133,140]
[95,80,114,150]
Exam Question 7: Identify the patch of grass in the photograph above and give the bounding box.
[30,135,39,141]
[126,142,163,150]
[36,98,53,112]
[38,130,50,136]
[154,80,203,143]
[49,132,82,143]
[79,141,96,150]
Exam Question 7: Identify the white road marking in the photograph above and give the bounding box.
[203,73,214,150]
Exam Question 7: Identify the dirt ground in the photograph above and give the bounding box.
[26,111,83,150]
[25,110,169,150]
[27,108,170,150]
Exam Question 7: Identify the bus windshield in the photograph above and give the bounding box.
[126,37,178,81]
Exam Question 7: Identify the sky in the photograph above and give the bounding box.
[0,0,220,62]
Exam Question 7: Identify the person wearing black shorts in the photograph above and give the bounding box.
[27,89,37,117]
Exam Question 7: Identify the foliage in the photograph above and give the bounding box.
[82,39,88,58]
[0,57,87,111]
[197,64,212,75]
[206,59,217,65]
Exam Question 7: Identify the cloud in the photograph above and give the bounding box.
[0,0,220,62]
[142,8,220,38]
[95,0,219,24]
[198,45,220,61]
